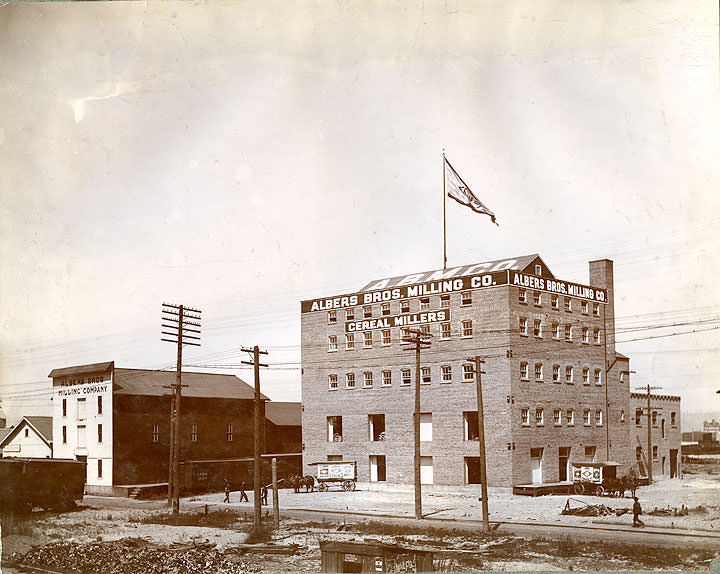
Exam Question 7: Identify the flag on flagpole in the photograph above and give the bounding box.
[444,157,498,225]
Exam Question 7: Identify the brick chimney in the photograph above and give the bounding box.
[589,259,615,355]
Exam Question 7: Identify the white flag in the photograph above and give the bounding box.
[445,157,498,225]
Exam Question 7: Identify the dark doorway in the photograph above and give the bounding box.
[465,457,482,484]
[670,449,678,478]
[558,447,571,481]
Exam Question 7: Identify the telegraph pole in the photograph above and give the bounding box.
[635,383,661,484]
[402,328,431,520]
[162,303,201,515]
[242,345,268,531]
[469,356,489,533]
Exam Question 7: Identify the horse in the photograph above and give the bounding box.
[287,474,315,493]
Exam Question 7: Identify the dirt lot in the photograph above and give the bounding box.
[2,466,719,573]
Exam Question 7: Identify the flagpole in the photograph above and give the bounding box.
[443,151,447,270]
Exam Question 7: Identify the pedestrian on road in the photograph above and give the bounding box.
[223,479,231,503]
[261,485,268,505]
[632,496,645,527]
[239,481,249,502]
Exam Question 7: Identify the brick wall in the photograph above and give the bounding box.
[631,393,682,478]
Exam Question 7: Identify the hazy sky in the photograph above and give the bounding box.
[1,1,718,424]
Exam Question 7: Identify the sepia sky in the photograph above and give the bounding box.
[0,1,718,424]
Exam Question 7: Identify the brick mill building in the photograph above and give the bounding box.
[631,393,681,478]
[50,362,301,495]
[301,254,680,487]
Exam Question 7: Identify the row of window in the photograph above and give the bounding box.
[328,364,476,390]
[62,423,236,444]
[520,362,605,385]
[518,318,601,344]
[61,396,103,419]
[517,289,601,316]
[328,321,473,351]
[635,409,677,427]
[61,423,103,444]
[520,407,612,427]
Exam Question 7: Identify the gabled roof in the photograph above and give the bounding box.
[0,428,12,443]
[0,416,53,449]
[265,402,302,427]
[113,369,267,400]
[49,361,114,378]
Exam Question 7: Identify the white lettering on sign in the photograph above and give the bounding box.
[346,310,449,332]
[56,384,108,397]
[310,295,359,312]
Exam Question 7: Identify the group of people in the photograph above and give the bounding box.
[223,479,268,505]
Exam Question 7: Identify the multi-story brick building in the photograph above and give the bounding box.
[631,393,681,478]
[301,254,652,487]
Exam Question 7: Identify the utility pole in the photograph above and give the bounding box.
[242,345,268,531]
[402,328,431,520]
[469,356,489,533]
[162,303,201,515]
[635,383,661,484]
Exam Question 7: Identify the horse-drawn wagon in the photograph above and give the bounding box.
[571,461,623,496]
[310,460,357,492]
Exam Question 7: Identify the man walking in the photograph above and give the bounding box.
[632,496,645,527]
[223,479,231,503]
[261,485,268,506]
[239,481,249,502]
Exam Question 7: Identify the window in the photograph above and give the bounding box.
[420,324,430,336]
[441,365,452,383]
[518,288,527,303]
[551,294,559,309]
[328,455,343,462]
[582,327,589,343]
[401,369,411,386]
[328,335,337,351]
[328,310,337,324]
[382,370,392,386]
[652,446,659,460]
[62,425,67,444]
[63,399,67,417]
[534,363,543,381]
[554,409,562,425]
[420,297,430,310]
[98,459,103,479]
[581,300,588,314]
[346,308,355,321]
[97,424,103,443]
[345,333,355,350]
[346,373,356,388]
[552,364,560,383]
[620,372,626,384]
[420,413,432,441]
[535,264,542,275]
[25,428,29,437]
[369,414,385,441]
[364,372,373,388]
[381,329,391,345]
[519,317,528,336]
[594,369,601,385]
[521,408,530,425]
[462,364,474,382]
[567,409,575,426]
[369,455,386,481]
[462,320,473,337]
[595,410,603,426]
[565,365,574,382]
[564,297,572,312]
[533,319,542,337]
[328,374,338,390]
[421,367,431,384]
[191,424,198,441]
[585,446,597,461]
[520,362,529,380]
[533,291,541,305]
[671,412,677,426]
[584,410,591,426]
[593,328,600,344]
[77,397,87,421]
[152,424,159,442]
[552,323,560,339]
[564,324,572,341]
[97,395,103,415]
[440,322,451,339]
[364,305,372,318]
[620,410,626,422]
[582,367,590,385]
[652,411,658,426]
[226,424,233,441]
[440,294,450,308]
[464,411,479,440]
[363,331,372,347]
[401,300,410,313]
[535,408,544,426]
[327,416,343,442]
[592,302,600,316]
[461,291,472,306]
[635,408,643,425]
[381,302,390,316]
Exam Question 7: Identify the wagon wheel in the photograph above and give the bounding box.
[595,485,605,497]
[573,483,584,495]
[318,482,328,492]
[342,480,355,492]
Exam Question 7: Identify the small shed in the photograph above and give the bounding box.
[319,540,434,573]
